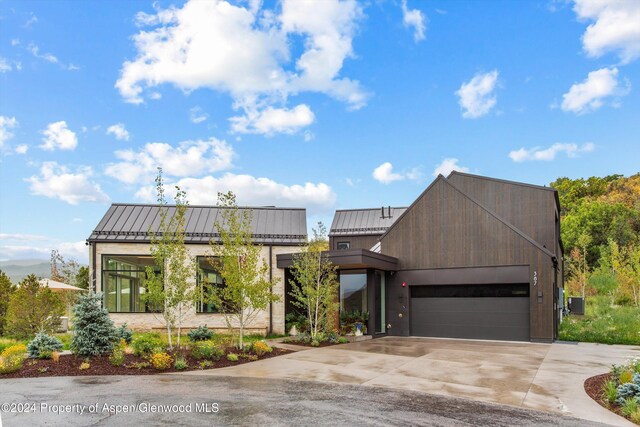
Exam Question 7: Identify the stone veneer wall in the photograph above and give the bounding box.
[90,242,300,335]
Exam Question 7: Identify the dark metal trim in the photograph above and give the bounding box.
[276,249,398,271]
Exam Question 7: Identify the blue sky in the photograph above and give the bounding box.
[1,0,639,263]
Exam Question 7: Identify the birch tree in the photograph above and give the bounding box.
[144,169,198,351]
[288,222,339,339]
[208,191,279,350]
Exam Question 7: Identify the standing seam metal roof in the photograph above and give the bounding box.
[89,204,307,245]
[329,207,408,236]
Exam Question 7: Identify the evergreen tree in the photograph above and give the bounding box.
[6,274,64,339]
[0,270,15,335]
[71,292,117,356]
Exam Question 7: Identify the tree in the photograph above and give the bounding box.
[0,270,15,335]
[5,274,64,339]
[288,222,339,339]
[143,168,198,351]
[74,266,90,290]
[50,249,87,289]
[208,191,280,350]
[71,292,118,356]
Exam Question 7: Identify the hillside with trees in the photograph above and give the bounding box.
[552,173,640,344]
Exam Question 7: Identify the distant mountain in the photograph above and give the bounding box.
[0,259,51,284]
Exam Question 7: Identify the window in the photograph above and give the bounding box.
[197,257,228,313]
[102,255,159,313]
[340,270,367,313]
[337,241,350,250]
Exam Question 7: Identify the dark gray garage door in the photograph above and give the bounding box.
[410,284,530,341]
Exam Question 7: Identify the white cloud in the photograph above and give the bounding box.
[433,158,469,177]
[373,162,403,184]
[116,0,367,135]
[509,142,595,162]
[23,14,38,29]
[573,0,640,64]
[189,106,208,124]
[26,162,110,205]
[105,137,234,185]
[27,43,78,71]
[135,173,336,214]
[455,70,499,119]
[15,144,28,154]
[401,0,427,42]
[106,123,130,141]
[0,233,47,241]
[230,104,314,135]
[40,121,78,151]
[0,116,18,149]
[0,57,19,73]
[561,67,629,114]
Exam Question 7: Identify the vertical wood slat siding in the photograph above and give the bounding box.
[381,179,556,340]
[447,174,557,254]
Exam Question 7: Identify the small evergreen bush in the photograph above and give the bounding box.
[27,332,63,358]
[115,323,133,344]
[616,373,640,405]
[191,341,223,361]
[131,334,164,357]
[71,293,118,357]
[188,325,214,342]
[227,353,238,362]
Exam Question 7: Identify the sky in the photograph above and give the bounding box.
[0,0,639,264]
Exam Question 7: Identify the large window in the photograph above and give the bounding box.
[340,270,367,313]
[197,257,225,313]
[103,255,158,313]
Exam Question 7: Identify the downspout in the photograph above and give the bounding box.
[91,241,97,294]
[269,244,273,336]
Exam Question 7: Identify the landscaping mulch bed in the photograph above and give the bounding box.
[0,348,290,379]
[584,373,634,423]
[281,340,342,348]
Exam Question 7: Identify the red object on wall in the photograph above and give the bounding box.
[402,282,407,287]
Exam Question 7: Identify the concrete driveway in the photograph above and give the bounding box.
[184,337,640,426]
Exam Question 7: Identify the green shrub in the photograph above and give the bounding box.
[337,337,348,344]
[149,352,173,370]
[188,325,213,342]
[227,353,238,362]
[0,344,27,374]
[115,323,133,344]
[191,341,223,361]
[27,332,63,358]
[5,275,64,339]
[174,355,188,370]
[621,398,639,417]
[131,333,164,357]
[311,340,320,347]
[71,293,118,356]
[198,360,213,369]
[109,348,125,367]
[603,380,618,405]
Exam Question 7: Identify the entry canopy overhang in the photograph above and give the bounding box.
[277,248,398,271]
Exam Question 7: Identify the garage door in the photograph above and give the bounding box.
[410,284,530,341]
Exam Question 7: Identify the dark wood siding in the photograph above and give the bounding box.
[381,178,557,341]
[329,234,381,251]
[447,173,558,254]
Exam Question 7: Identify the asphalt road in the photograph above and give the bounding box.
[0,374,606,426]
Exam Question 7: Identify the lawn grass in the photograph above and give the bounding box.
[559,295,640,345]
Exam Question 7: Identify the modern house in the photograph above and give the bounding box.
[88,172,563,342]
[87,204,307,335]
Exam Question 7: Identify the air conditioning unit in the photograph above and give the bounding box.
[568,297,585,315]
